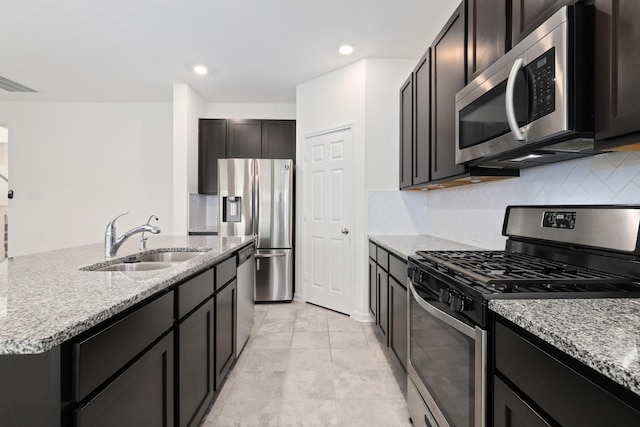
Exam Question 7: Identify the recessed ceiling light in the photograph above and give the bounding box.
[338,45,354,55]
[193,65,208,75]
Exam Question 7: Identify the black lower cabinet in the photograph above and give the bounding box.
[494,376,550,427]
[215,279,237,390]
[177,300,214,427]
[74,332,174,427]
[377,265,389,343]
[494,318,640,426]
[389,277,407,370]
[368,257,377,321]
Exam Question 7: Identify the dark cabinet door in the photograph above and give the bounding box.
[227,119,262,158]
[74,333,174,427]
[215,279,237,390]
[368,257,377,321]
[594,0,640,144]
[493,376,551,427]
[198,119,227,195]
[413,50,431,185]
[399,75,413,189]
[510,0,575,46]
[431,2,467,181]
[178,300,214,427]
[467,0,507,81]
[262,120,296,159]
[377,265,389,343]
[389,277,407,371]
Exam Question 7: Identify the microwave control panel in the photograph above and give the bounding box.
[527,48,556,121]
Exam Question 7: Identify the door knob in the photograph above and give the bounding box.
[341,228,349,235]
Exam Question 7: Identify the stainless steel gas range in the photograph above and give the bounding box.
[407,205,640,427]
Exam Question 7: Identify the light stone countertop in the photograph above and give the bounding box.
[0,235,254,355]
[490,299,640,397]
[368,234,484,260]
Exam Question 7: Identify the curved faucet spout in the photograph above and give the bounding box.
[105,213,162,257]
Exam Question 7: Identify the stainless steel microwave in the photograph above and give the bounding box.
[455,5,594,168]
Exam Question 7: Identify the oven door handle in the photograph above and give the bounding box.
[506,57,525,141]
[408,279,475,338]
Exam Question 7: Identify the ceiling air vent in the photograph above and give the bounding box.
[0,76,37,92]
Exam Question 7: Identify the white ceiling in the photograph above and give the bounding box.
[0,1,458,103]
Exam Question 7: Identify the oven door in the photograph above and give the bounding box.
[408,279,486,427]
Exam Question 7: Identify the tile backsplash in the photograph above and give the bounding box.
[367,190,428,235]
[368,151,640,249]
[188,193,219,229]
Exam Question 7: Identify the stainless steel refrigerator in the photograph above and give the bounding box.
[218,158,293,301]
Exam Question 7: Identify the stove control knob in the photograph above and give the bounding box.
[450,295,466,312]
[438,288,450,303]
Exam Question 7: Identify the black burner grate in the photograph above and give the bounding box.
[415,250,632,292]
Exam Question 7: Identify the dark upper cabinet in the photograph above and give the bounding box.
[199,119,296,194]
[262,120,296,159]
[467,0,507,82]
[198,119,227,195]
[399,50,430,190]
[594,0,640,146]
[413,50,431,185]
[510,0,577,46]
[227,119,262,158]
[399,75,413,189]
[431,3,468,181]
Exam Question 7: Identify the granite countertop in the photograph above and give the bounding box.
[491,299,640,397]
[0,235,254,355]
[368,234,483,260]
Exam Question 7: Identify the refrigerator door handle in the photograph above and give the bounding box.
[253,166,260,238]
[255,251,286,271]
[255,252,287,258]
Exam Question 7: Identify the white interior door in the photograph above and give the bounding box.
[304,126,353,315]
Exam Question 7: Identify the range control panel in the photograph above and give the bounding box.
[542,211,576,229]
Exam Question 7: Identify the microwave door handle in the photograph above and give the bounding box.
[506,58,525,141]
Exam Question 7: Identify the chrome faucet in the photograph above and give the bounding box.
[140,214,159,250]
[105,212,161,257]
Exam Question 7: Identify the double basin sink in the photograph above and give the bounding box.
[85,250,206,272]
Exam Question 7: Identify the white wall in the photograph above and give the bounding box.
[0,101,173,256]
[364,58,416,190]
[206,103,296,119]
[173,84,207,234]
[296,58,416,320]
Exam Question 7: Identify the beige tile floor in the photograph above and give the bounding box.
[201,301,411,427]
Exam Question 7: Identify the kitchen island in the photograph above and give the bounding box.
[0,235,254,427]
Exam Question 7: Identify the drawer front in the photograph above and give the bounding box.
[215,255,237,291]
[369,241,377,260]
[178,268,214,318]
[495,320,640,426]
[73,291,174,402]
[376,246,389,271]
[389,254,407,286]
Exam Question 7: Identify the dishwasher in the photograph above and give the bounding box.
[236,245,255,357]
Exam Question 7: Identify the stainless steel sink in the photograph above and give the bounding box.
[96,262,175,272]
[136,251,205,263]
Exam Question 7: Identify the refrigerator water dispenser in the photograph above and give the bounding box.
[222,196,242,222]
